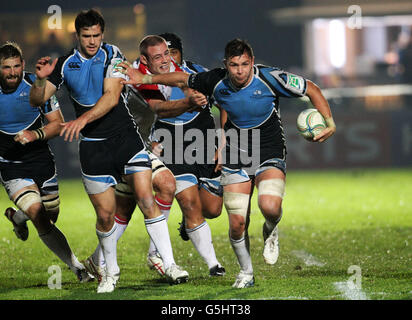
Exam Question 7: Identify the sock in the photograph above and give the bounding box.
[93,214,129,269]
[148,197,172,256]
[39,224,81,271]
[265,208,283,232]
[187,221,220,269]
[96,223,119,276]
[12,209,30,225]
[230,236,253,274]
[145,215,175,270]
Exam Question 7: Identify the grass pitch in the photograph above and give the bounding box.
[0,168,411,301]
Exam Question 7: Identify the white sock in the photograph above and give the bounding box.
[93,214,129,269]
[145,215,175,270]
[148,197,172,256]
[39,225,81,271]
[187,221,220,269]
[96,223,119,276]
[230,236,253,274]
[12,209,30,225]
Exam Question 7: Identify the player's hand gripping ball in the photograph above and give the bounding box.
[297,108,326,141]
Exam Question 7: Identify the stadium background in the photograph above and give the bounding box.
[0,0,411,303]
[1,0,411,177]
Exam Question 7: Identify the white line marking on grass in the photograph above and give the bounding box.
[291,250,326,267]
[334,281,369,300]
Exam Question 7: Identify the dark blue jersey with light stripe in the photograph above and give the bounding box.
[187,65,307,162]
[0,72,59,163]
[48,42,135,139]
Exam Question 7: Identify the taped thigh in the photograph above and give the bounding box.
[223,192,249,219]
[257,178,286,199]
[150,155,170,180]
[115,178,134,199]
[15,189,42,212]
[41,193,60,214]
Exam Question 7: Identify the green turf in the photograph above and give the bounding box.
[0,168,411,300]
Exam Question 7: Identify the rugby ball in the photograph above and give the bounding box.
[296,108,326,140]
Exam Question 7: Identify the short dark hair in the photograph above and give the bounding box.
[158,32,183,58]
[139,35,167,58]
[0,41,23,63]
[224,38,254,60]
[75,9,105,34]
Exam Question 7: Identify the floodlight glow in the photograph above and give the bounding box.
[329,19,346,68]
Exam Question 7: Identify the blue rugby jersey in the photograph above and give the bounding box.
[48,43,135,139]
[0,72,59,162]
[187,65,308,160]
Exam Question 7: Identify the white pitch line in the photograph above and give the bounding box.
[334,281,369,300]
[291,250,326,267]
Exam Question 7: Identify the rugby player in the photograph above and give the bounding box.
[118,38,336,288]
[29,9,188,292]
[0,42,91,283]
[121,34,226,277]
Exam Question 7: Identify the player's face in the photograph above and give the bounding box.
[169,48,182,65]
[77,24,103,58]
[0,56,24,91]
[225,53,254,88]
[144,42,171,74]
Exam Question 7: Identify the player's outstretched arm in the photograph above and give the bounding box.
[29,56,58,106]
[305,80,336,142]
[14,109,64,145]
[60,77,123,142]
[118,60,189,89]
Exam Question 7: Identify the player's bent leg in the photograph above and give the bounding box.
[256,168,286,265]
[199,187,223,219]
[175,186,204,229]
[89,188,120,292]
[223,181,254,287]
[176,186,224,275]
[41,193,60,223]
[126,170,189,282]
[148,170,175,276]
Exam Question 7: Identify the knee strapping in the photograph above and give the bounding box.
[258,179,285,198]
[223,192,249,218]
[15,190,42,212]
[41,194,60,214]
[115,181,134,199]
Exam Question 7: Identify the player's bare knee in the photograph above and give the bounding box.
[25,201,43,220]
[258,196,282,219]
[153,175,175,203]
[202,201,223,219]
[177,194,200,215]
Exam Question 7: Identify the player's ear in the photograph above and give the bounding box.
[140,54,148,65]
[22,59,25,70]
[222,59,227,68]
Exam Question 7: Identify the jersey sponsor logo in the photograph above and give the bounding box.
[219,89,231,96]
[251,89,262,98]
[68,62,81,70]
[287,74,302,90]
